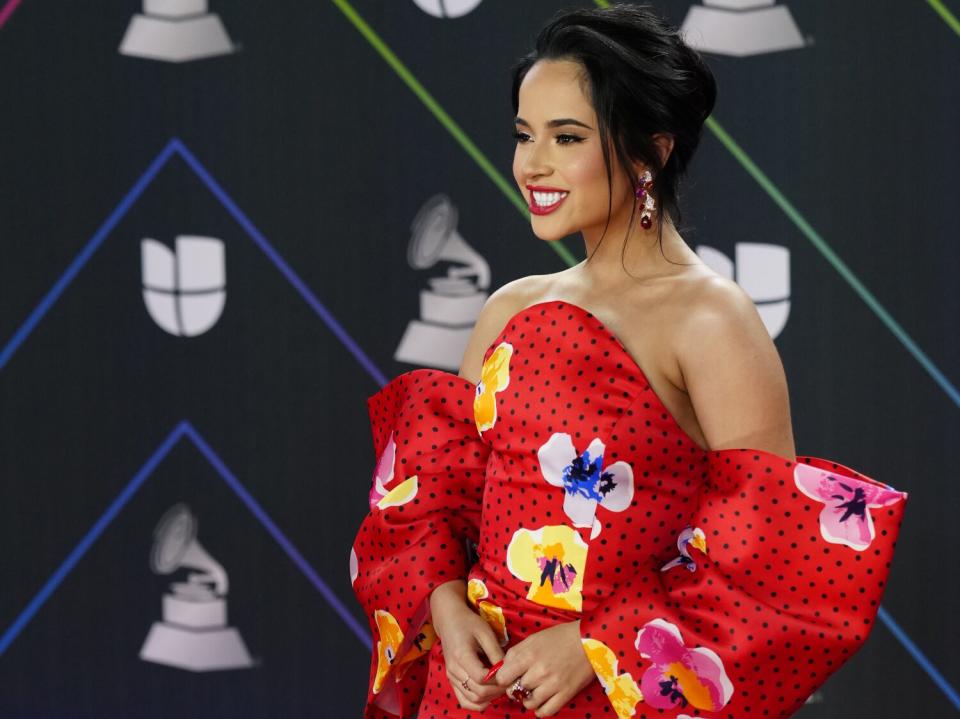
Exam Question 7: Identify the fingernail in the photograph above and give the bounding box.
[481,659,504,683]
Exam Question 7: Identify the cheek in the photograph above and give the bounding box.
[566,148,610,205]
[512,149,524,187]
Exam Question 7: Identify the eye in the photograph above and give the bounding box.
[556,134,585,145]
[512,130,531,143]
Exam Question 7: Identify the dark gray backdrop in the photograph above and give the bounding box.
[0,0,957,716]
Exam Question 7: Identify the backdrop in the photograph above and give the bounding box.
[0,0,957,716]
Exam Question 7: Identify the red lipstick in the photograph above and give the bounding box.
[526,185,569,216]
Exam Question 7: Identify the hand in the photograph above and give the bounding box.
[492,620,596,717]
[429,580,506,712]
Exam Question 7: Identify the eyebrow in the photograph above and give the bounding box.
[514,116,594,130]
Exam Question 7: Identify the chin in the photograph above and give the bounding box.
[530,220,573,243]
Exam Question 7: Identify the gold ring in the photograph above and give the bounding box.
[461,676,470,690]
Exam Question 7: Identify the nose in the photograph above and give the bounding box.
[520,139,552,182]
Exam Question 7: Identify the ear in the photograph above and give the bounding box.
[633,133,676,177]
[653,133,675,169]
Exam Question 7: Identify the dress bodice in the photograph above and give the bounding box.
[471,300,708,620]
[352,298,908,719]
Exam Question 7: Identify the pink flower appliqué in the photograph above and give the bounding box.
[794,464,906,551]
[368,431,396,509]
[635,618,733,712]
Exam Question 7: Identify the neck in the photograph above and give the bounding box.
[574,211,692,287]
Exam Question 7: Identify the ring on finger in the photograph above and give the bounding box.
[460,675,470,690]
[509,678,532,703]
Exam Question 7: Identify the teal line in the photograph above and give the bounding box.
[706,115,960,406]
[597,0,960,407]
[927,0,960,36]
[328,0,579,268]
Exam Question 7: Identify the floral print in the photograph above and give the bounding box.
[660,526,707,573]
[506,525,588,611]
[349,546,359,585]
[474,342,512,433]
[537,433,634,537]
[372,609,437,694]
[368,431,396,509]
[367,429,419,510]
[372,609,404,694]
[794,464,906,551]
[635,618,733,712]
[467,578,509,646]
[581,638,643,718]
[375,476,419,510]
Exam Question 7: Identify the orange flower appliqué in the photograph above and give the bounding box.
[581,637,643,718]
[474,342,512,433]
[467,578,509,646]
[372,610,436,693]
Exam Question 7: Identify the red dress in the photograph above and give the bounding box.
[350,300,908,718]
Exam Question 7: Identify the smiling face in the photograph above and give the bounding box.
[512,59,638,243]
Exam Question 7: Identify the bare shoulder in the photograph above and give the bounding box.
[676,273,770,342]
[457,274,552,383]
[674,274,796,459]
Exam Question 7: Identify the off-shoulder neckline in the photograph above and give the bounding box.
[383,298,813,469]
[480,298,712,452]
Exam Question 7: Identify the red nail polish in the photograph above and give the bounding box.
[481,659,504,683]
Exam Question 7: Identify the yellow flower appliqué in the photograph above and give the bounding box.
[474,342,513,433]
[581,638,643,718]
[467,578,509,646]
[506,525,588,611]
[376,476,418,510]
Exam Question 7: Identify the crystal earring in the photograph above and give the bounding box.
[634,170,655,230]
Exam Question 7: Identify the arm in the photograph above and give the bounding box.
[675,277,796,459]
[677,275,796,459]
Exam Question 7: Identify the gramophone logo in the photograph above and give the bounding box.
[141,235,226,337]
[696,242,790,339]
[411,0,484,18]
[119,0,235,63]
[679,1,807,57]
[140,503,255,672]
[394,194,490,371]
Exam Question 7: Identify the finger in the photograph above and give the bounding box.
[474,624,506,669]
[447,661,502,704]
[493,650,529,688]
[451,679,490,712]
[446,667,485,705]
[520,673,548,712]
[533,688,569,717]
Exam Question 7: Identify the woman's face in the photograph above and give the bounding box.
[512,59,635,243]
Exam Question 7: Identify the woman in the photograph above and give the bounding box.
[350,4,908,718]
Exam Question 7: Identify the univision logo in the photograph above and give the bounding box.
[695,242,790,339]
[141,236,226,337]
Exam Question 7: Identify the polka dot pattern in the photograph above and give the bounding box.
[351,301,909,718]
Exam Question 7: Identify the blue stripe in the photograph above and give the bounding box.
[877,606,960,710]
[0,421,372,657]
[181,421,371,649]
[0,141,178,372]
[0,422,187,656]
[172,140,388,388]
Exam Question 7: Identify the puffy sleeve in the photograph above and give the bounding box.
[578,448,908,719]
[349,369,490,718]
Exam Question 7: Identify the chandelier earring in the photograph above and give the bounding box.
[634,170,656,230]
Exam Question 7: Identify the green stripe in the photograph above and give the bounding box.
[328,0,579,268]
[928,0,960,36]
[589,0,958,406]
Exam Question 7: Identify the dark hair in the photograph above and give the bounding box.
[511,3,717,268]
